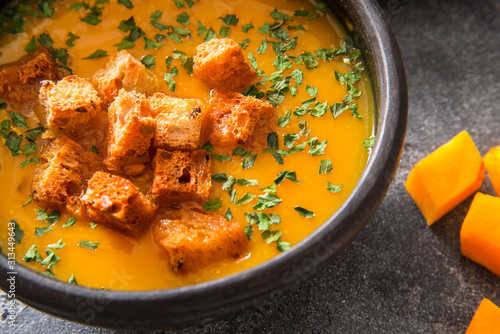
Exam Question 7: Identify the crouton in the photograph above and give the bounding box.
[152,202,249,272]
[148,92,204,151]
[91,51,159,106]
[104,89,155,176]
[39,75,102,135]
[148,149,211,204]
[193,38,257,92]
[31,136,102,217]
[205,90,277,150]
[0,47,69,121]
[82,171,157,237]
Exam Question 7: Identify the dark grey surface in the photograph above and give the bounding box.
[2,0,500,332]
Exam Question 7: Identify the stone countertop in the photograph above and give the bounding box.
[2,0,500,332]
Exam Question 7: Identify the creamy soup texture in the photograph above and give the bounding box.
[0,0,373,290]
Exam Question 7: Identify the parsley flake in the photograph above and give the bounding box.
[79,240,99,251]
[118,0,134,9]
[319,159,333,174]
[362,136,376,148]
[242,23,254,33]
[62,217,77,228]
[202,198,222,211]
[35,226,51,237]
[83,49,108,59]
[295,206,314,218]
[327,183,343,193]
[66,32,80,47]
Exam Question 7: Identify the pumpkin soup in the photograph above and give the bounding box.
[0,0,373,290]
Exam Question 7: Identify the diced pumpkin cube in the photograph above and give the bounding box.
[484,146,500,196]
[465,298,500,334]
[405,131,485,225]
[460,192,500,277]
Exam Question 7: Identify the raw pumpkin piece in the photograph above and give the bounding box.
[465,298,500,334]
[405,131,485,225]
[460,192,500,276]
[484,146,500,196]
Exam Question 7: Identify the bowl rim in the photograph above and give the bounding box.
[0,0,408,329]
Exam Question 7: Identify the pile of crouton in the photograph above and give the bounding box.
[1,38,277,272]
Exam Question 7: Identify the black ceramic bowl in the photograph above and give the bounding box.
[0,0,407,329]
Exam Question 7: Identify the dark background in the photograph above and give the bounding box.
[2,0,500,332]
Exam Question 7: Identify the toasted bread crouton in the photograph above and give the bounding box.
[206,90,277,150]
[82,171,157,237]
[31,136,102,217]
[91,51,159,106]
[104,89,155,176]
[152,202,249,272]
[193,38,256,92]
[148,92,204,151]
[148,149,211,204]
[0,48,69,120]
[39,75,101,134]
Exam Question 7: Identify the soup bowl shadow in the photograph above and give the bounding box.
[0,0,407,329]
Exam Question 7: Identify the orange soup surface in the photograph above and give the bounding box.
[0,0,373,290]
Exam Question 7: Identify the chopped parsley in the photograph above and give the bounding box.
[83,49,108,59]
[327,183,342,193]
[62,217,77,228]
[274,171,301,185]
[212,153,232,162]
[295,206,314,218]
[253,193,282,210]
[41,249,61,269]
[141,55,155,69]
[232,192,256,206]
[66,32,80,47]
[319,160,333,174]
[202,197,222,211]
[78,240,99,251]
[12,221,24,244]
[23,244,42,262]
[363,136,376,148]
[35,226,51,237]
[225,208,233,220]
[68,273,78,285]
[47,239,65,249]
[118,0,134,9]
[242,23,254,33]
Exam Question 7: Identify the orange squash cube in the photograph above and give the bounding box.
[460,192,500,277]
[405,131,485,225]
[465,298,500,334]
[484,146,500,197]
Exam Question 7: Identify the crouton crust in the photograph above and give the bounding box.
[82,171,157,237]
[104,89,155,175]
[39,75,102,134]
[193,38,256,92]
[205,90,277,150]
[152,202,249,272]
[148,149,211,204]
[0,48,69,121]
[91,51,159,106]
[148,92,204,151]
[31,136,103,217]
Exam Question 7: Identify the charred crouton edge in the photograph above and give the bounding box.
[193,38,257,92]
[148,149,211,205]
[91,51,159,106]
[148,92,204,151]
[104,89,155,176]
[82,171,157,237]
[152,202,249,272]
[31,136,103,217]
[206,89,277,150]
[39,75,102,134]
